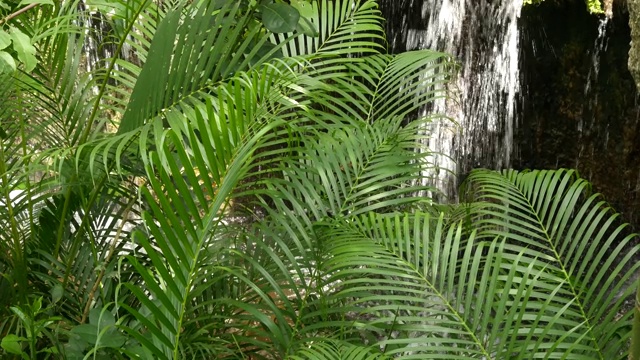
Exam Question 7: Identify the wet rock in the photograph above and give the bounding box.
[628,0,640,89]
[518,0,640,231]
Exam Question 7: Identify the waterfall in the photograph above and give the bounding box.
[579,17,610,165]
[77,0,142,90]
[382,0,523,200]
[77,1,117,81]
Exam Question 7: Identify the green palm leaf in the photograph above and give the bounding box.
[312,210,609,358]
[286,50,454,127]
[460,168,639,359]
[272,0,385,58]
[264,117,434,220]
[117,62,301,358]
[289,340,390,359]
[117,0,290,134]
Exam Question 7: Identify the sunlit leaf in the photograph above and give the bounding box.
[1,335,26,355]
[17,0,53,5]
[0,30,11,50]
[85,0,128,18]
[9,26,36,71]
[89,308,116,328]
[291,0,314,18]
[0,50,16,73]
[296,16,318,37]
[71,324,100,344]
[50,283,64,304]
[97,330,126,348]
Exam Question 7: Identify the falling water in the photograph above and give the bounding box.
[579,17,610,163]
[585,18,610,98]
[77,2,117,84]
[77,0,142,93]
[383,0,523,200]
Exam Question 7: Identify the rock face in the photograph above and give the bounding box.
[379,0,640,232]
[629,0,640,89]
[518,0,640,230]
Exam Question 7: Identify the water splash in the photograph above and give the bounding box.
[389,0,523,200]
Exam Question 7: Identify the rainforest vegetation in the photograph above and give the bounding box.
[0,0,638,359]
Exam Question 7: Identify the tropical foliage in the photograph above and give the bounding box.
[0,0,637,359]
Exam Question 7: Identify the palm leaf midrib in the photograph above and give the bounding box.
[331,219,494,358]
[483,173,606,358]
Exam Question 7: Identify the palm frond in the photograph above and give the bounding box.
[117,0,292,134]
[310,210,620,358]
[289,340,390,359]
[272,0,385,58]
[261,116,435,221]
[117,67,299,358]
[301,51,454,124]
[460,168,639,358]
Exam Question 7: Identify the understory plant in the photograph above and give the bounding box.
[0,0,637,359]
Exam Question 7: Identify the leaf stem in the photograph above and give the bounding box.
[630,283,640,359]
[80,195,139,323]
[0,3,39,25]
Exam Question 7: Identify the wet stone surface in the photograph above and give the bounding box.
[517,0,640,234]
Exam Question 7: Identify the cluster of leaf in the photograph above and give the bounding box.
[523,0,604,14]
[0,23,35,73]
[0,0,315,75]
[259,0,317,34]
[0,0,54,73]
[0,0,638,359]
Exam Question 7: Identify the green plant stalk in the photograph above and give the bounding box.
[18,89,36,275]
[52,182,73,258]
[631,283,640,360]
[54,0,151,257]
[0,134,28,305]
[80,194,139,323]
[77,0,151,145]
[0,2,39,25]
[28,314,36,360]
[55,0,150,259]
[59,171,108,307]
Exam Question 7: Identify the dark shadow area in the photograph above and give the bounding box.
[517,0,640,232]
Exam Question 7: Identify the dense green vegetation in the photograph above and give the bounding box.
[0,0,638,358]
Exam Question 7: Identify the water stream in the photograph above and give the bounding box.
[579,17,610,166]
[78,1,116,82]
[382,0,523,200]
